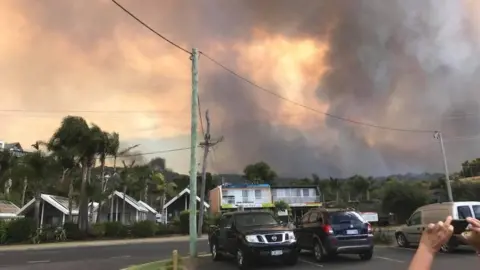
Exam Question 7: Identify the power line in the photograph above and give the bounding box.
[111,0,191,55]
[199,51,435,134]
[111,146,194,158]
[0,109,165,114]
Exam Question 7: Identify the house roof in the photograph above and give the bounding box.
[0,200,20,217]
[17,194,79,216]
[163,188,210,209]
[110,191,148,212]
[138,201,158,214]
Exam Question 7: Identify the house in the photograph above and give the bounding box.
[208,183,273,214]
[17,194,79,227]
[0,141,25,157]
[138,201,158,221]
[271,185,321,222]
[97,191,149,225]
[0,200,20,220]
[163,187,210,223]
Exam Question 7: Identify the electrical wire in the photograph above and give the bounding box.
[0,109,164,114]
[110,146,194,158]
[111,0,191,55]
[199,51,436,134]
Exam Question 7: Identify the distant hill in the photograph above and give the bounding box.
[216,172,445,185]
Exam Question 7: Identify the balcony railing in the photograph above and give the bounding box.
[272,196,320,204]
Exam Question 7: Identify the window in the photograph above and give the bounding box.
[284,189,291,197]
[242,190,249,202]
[235,212,278,227]
[302,189,309,197]
[223,190,229,196]
[458,206,473,219]
[219,215,232,228]
[409,212,422,225]
[295,189,301,197]
[271,189,277,197]
[301,213,310,224]
[255,190,262,199]
[473,205,480,219]
[328,211,363,225]
[309,212,320,223]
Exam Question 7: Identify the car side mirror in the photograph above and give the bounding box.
[406,220,411,226]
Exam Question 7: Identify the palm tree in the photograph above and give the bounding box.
[329,177,341,203]
[151,171,176,221]
[23,146,58,228]
[119,160,136,224]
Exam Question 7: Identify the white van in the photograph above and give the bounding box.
[395,201,480,252]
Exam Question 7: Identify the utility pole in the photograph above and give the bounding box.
[434,131,453,202]
[198,110,223,236]
[189,48,199,258]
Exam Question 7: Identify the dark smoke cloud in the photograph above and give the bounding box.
[201,0,480,177]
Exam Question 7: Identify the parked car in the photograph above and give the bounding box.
[294,208,374,261]
[395,201,478,252]
[208,211,298,269]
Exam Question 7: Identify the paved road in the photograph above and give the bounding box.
[0,239,210,270]
[1,241,480,270]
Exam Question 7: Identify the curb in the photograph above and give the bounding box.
[0,236,208,252]
[122,253,211,270]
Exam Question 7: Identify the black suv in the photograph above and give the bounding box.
[208,211,298,269]
[294,208,374,261]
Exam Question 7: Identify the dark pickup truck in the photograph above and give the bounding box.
[208,211,298,269]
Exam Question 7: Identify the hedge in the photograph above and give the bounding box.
[0,218,181,245]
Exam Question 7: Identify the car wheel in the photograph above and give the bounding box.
[284,253,298,266]
[396,233,410,248]
[236,248,250,270]
[211,242,222,261]
[313,240,325,262]
[359,250,373,261]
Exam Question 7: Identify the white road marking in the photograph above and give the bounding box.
[299,258,324,267]
[375,256,405,263]
[27,260,51,264]
[109,255,131,259]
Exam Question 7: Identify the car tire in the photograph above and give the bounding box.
[313,240,325,262]
[359,250,373,261]
[236,248,250,270]
[396,233,410,248]
[211,242,223,261]
[284,253,298,266]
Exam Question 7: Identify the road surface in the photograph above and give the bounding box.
[0,240,479,270]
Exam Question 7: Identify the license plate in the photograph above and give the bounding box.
[271,250,283,256]
[346,229,358,235]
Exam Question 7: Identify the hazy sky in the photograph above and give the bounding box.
[1,0,480,177]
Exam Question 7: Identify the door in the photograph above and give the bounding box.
[405,211,423,243]
[304,211,322,249]
[225,216,237,254]
[217,215,232,251]
[295,212,310,248]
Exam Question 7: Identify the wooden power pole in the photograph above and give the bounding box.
[197,110,223,235]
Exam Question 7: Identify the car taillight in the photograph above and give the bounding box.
[367,223,373,234]
[323,225,334,235]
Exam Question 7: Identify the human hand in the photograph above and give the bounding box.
[461,217,480,252]
[419,216,454,254]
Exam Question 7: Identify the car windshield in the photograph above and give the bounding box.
[472,205,480,219]
[329,211,364,225]
[235,213,279,227]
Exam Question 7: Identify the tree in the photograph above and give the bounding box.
[23,146,59,228]
[119,160,137,224]
[381,181,429,223]
[243,162,277,185]
[151,171,176,212]
[349,175,369,201]
[329,177,342,203]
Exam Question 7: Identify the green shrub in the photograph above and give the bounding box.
[39,225,57,243]
[179,210,190,234]
[131,220,157,238]
[156,223,177,235]
[104,221,124,238]
[6,218,36,243]
[89,223,106,238]
[0,220,7,244]
[373,230,394,245]
[64,222,86,240]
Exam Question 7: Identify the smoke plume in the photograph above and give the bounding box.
[1,0,480,177]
